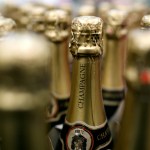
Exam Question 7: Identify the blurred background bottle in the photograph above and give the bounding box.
[0,31,52,150]
[44,9,71,128]
[114,29,150,150]
[102,9,128,120]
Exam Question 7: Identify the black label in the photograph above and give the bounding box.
[60,122,112,150]
[102,89,125,102]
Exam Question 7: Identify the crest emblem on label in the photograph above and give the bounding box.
[66,126,94,150]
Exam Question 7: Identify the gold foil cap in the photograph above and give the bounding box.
[106,9,127,38]
[126,29,150,88]
[70,16,103,56]
[45,9,70,42]
[141,15,150,29]
[0,31,51,110]
[107,9,127,26]
[0,17,16,36]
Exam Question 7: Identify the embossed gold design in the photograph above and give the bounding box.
[70,16,103,56]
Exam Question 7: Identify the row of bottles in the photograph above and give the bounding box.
[0,1,149,150]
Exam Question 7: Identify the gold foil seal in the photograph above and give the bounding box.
[70,16,103,56]
[0,17,16,36]
[141,15,150,29]
[45,9,70,42]
[126,29,150,88]
[106,9,127,39]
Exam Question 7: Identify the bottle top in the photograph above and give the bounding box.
[70,16,103,56]
[141,15,150,28]
[0,17,16,36]
[106,9,127,38]
[126,29,150,88]
[72,16,103,33]
[107,9,127,26]
[0,31,51,110]
[45,9,70,42]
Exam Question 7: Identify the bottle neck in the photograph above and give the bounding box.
[50,40,71,99]
[66,55,106,126]
[102,36,127,90]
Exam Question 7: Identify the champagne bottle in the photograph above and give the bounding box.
[141,14,150,29]
[60,16,112,150]
[44,9,71,127]
[102,9,128,119]
[0,31,53,150]
[114,29,150,150]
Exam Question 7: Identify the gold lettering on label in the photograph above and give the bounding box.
[78,64,86,109]
[97,127,110,141]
